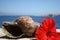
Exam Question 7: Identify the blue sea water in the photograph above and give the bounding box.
[0,16,60,29]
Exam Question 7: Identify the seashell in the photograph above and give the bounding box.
[2,16,40,38]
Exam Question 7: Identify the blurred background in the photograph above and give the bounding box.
[0,0,60,29]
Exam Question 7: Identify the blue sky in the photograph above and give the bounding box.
[0,0,60,15]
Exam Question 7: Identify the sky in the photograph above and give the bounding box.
[0,0,60,16]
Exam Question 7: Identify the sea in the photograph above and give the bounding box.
[0,16,60,29]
